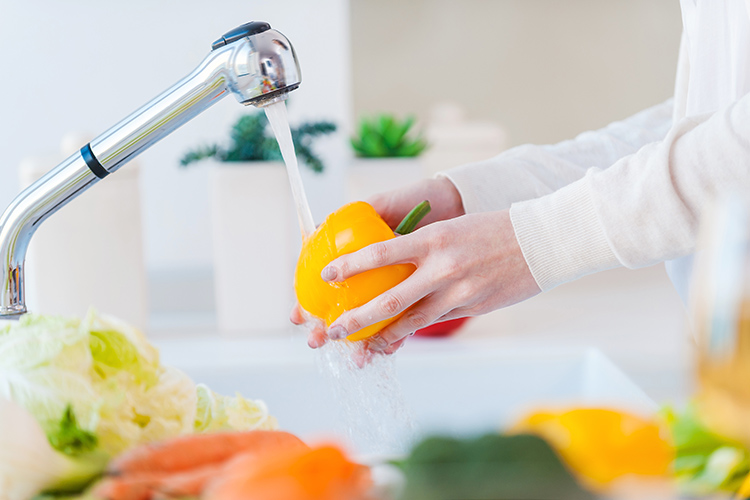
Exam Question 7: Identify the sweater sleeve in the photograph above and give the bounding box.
[440,99,674,214]
[511,91,750,291]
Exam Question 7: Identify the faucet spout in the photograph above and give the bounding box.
[0,22,301,318]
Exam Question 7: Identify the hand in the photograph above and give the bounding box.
[368,177,466,230]
[289,305,325,347]
[321,209,541,354]
[290,177,466,350]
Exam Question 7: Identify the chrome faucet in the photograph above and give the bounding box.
[0,22,301,318]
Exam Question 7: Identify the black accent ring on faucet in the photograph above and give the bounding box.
[81,144,109,179]
[211,21,271,50]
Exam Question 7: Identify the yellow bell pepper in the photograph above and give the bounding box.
[294,200,430,342]
[513,408,674,489]
[737,471,750,499]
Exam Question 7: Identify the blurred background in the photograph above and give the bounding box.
[0,1,689,402]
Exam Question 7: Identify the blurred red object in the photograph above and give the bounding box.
[414,317,469,337]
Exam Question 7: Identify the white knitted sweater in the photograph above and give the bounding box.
[442,0,750,301]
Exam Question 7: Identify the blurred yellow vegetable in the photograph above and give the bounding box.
[514,408,674,488]
[737,471,750,499]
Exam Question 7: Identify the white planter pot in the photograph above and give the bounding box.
[18,157,149,330]
[210,161,298,334]
[346,157,424,203]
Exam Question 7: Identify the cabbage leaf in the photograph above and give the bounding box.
[0,309,278,499]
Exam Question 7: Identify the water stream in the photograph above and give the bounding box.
[265,100,417,455]
[264,101,316,237]
[315,341,417,456]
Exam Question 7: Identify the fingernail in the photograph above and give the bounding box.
[368,336,388,352]
[328,325,348,340]
[321,266,338,282]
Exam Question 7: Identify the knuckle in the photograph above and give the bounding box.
[378,293,403,316]
[438,257,463,280]
[345,315,363,333]
[463,302,486,317]
[453,281,476,303]
[406,310,430,330]
[337,259,350,278]
[368,242,389,267]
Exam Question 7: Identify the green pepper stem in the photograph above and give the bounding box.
[395,200,431,235]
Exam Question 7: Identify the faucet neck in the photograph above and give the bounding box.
[0,47,234,318]
[0,22,302,318]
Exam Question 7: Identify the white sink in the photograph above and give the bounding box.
[155,334,656,456]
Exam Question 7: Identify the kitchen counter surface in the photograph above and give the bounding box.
[149,263,692,406]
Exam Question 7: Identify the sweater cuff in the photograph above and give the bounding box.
[436,168,486,214]
[509,177,621,291]
[437,162,516,214]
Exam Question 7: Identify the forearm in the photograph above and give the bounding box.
[512,92,750,291]
[441,99,674,213]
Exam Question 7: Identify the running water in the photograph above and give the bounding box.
[265,100,417,455]
[264,101,316,237]
[315,340,418,456]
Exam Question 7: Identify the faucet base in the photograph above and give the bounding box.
[0,309,26,320]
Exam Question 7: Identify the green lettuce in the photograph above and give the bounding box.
[195,384,278,432]
[0,397,107,500]
[0,309,278,498]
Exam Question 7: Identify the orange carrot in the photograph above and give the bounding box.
[91,475,156,500]
[108,431,308,475]
[153,463,223,497]
[205,445,373,500]
[92,465,223,500]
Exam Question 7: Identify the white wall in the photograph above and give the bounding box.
[0,0,351,271]
[0,0,683,275]
[351,0,682,147]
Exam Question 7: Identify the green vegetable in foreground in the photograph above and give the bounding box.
[47,407,98,457]
[0,309,278,499]
[0,397,107,500]
[662,404,750,495]
[396,433,597,500]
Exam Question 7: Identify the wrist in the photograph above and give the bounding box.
[434,176,465,219]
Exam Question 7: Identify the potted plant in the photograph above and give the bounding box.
[347,114,428,202]
[182,112,335,334]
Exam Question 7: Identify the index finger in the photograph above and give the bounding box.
[321,233,425,283]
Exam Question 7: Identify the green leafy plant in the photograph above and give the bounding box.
[180,113,336,173]
[350,114,428,158]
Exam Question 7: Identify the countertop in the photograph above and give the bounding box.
[148,263,692,406]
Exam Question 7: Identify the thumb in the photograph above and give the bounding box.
[366,191,407,230]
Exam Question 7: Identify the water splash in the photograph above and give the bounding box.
[265,101,416,454]
[315,340,418,456]
[264,101,316,237]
